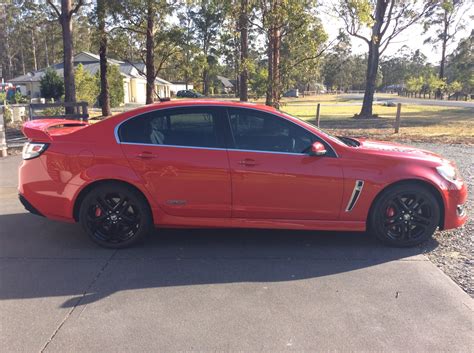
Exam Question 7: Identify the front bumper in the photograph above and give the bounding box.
[441,181,468,230]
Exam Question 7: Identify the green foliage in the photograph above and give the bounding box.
[426,74,446,94]
[446,32,473,94]
[13,92,27,104]
[41,106,64,117]
[250,67,268,99]
[406,76,424,93]
[75,64,99,106]
[108,65,125,108]
[447,80,462,95]
[40,69,65,101]
[0,93,6,104]
[99,64,125,108]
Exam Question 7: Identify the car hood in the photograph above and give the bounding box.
[355,138,448,164]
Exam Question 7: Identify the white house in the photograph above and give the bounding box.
[170,81,194,95]
[8,52,172,104]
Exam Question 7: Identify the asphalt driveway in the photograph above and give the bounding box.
[1,155,472,352]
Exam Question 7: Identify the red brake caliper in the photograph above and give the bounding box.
[95,207,102,217]
[386,207,395,218]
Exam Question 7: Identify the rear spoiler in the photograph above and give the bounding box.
[22,119,89,142]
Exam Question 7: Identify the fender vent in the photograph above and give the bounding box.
[345,180,364,212]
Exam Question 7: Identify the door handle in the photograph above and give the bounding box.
[137,152,158,159]
[238,158,258,167]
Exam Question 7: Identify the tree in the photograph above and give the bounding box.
[40,68,65,100]
[46,0,85,111]
[337,0,433,118]
[191,0,229,96]
[252,0,320,107]
[97,0,111,116]
[445,31,473,97]
[112,0,180,104]
[423,0,467,98]
[239,0,249,101]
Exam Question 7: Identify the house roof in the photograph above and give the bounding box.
[8,51,171,86]
[217,75,234,88]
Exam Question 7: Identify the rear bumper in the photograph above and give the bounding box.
[19,194,44,217]
[18,156,78,223]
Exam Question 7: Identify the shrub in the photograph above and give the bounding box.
[96,64,124,108]
[75,64,99,106]
[40,68,64,100]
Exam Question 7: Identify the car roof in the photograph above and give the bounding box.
[142,99,279,114]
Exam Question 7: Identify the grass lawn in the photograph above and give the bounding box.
[279,98,474,144]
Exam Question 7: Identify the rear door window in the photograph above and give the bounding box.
[119,107,223,148]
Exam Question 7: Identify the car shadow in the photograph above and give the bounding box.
[0,212,439,308]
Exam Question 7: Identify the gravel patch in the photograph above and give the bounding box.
[409,143,473,297]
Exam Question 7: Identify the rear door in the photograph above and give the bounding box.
[118,106,231,218]
[225,108,344,220]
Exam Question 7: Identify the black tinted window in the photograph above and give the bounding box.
[119,108,219,148]
[228,108,316,153]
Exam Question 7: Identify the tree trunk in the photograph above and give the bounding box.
[239,0,249,102]
[265,31,273,106]
[145,0,156,104]
[20,47,26,75]
[44,36,50,67]
[271,27,281,108]
[31,29,38,71]
[98,0,111,116]
[59,0,77,111]
[358,0,387,118]
[438,13,448,100]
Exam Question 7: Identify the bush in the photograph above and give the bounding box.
[40,68,64,100]
[75,64,99,106]
[0,92,6,105]
[96,64,124,108]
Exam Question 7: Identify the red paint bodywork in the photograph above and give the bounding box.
[18,100,468,233]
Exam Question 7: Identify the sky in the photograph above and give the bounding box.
[318,0,474,64]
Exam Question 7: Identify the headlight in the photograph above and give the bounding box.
[436,164,459,183]
[22,142,49,160]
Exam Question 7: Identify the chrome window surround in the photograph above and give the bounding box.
[114,105,338,157]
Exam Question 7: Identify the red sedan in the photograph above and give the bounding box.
[19,100,467,248]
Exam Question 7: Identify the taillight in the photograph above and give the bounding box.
[22,142,49,160]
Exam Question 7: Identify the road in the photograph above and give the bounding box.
[1,155,472,352]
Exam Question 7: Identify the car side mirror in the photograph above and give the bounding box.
[310,141,327,156]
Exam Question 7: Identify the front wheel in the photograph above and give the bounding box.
[79,183,152,248]
[369,184,440,247]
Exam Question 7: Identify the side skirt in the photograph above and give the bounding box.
[154,213,366,232]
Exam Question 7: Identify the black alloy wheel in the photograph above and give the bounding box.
[370,184,440,247]
[79,183,152,248]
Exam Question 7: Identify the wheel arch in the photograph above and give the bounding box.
[72,179,155,223]
[367,178,445,229]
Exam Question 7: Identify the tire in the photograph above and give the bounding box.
[79,182,152,248]
[369,183,440,247]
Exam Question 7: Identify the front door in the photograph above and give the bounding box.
[118,106,231,218]
[226,108,344,220]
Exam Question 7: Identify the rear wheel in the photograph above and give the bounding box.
[369,184,440,247]
[79,183,152,248]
